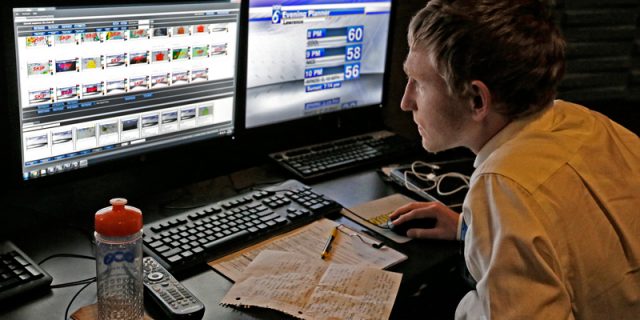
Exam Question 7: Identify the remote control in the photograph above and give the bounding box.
[143,256,205,319]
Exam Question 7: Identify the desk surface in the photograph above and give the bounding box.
[0,166,461,320]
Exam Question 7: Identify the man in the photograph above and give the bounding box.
[389,0,640,318]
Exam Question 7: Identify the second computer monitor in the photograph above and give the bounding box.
[245,0,393,129]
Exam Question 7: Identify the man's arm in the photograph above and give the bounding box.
[456,174,574,319]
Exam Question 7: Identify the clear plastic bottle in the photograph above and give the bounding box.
[95,198,144,320]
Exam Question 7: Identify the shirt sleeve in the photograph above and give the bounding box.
[455,173,574,320]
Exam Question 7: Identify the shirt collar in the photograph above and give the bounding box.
[473,102,556,168]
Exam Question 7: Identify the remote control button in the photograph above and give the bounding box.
[147,272,164,282]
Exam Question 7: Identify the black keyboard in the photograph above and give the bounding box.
[269,130,419,180]
[143,180,342,272]
[0,240,52,302]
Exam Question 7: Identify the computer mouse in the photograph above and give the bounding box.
[386,217,437,236]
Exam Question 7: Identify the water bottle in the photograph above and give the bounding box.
[95,198,144,320]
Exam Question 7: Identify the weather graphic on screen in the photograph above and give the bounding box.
[246,0,392,128]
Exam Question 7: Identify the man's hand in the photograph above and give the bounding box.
[388,202,460,240]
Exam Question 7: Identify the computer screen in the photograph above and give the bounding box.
[10,1,242,181]
[245,0,392,129]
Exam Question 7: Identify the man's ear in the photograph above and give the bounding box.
[469,80,492,121]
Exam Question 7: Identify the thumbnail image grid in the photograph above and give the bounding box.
[23,23,232,105]
[28,68,211,105]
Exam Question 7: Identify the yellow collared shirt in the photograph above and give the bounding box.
[457,100,640,319]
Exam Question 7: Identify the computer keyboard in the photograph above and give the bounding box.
[0,240,52,302]
[143,179,342,272]
[269,130,419,180]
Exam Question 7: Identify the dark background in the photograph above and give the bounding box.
[0,0,639,238]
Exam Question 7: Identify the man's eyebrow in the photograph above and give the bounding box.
[402,58,410,76]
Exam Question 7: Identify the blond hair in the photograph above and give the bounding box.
[409,0,566,119]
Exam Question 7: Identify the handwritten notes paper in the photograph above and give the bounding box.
[209,218,407,282]
[221,250,402,320]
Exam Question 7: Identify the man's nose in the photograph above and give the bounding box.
[400,81,416,111]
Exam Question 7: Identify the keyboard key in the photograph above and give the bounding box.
[260,213,280,222]
[203,230,250,251]
[160,248,182,259]
[14,256,29,267]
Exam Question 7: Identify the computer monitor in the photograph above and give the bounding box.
[244,0,393,130]
[6,1,243,182]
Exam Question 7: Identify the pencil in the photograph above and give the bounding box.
[320,226,338,260]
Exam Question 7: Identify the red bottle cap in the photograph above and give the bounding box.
[95,198,143,237]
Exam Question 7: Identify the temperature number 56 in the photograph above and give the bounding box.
[345,63,360,80]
